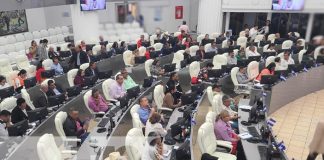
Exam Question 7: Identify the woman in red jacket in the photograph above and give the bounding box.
[35,62,45,84]
[255,62,276,81]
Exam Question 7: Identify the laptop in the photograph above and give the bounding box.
[248,56,261,62]
[207,69,223,78]
[262,52,276,59]
[260,75,278,85]
[134,56,146,64]
[204,51,216,59]
[164,63,176,73]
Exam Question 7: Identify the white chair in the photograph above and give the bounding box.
[277,52,284,59]
[55,27,63,35]
[212,55,227,69]
[48,28,57,36]
[0,97,17,112]
[114,23,123,29]
[239,31,246,37]
[15,55,36,77]
[37,133,77,160]
[154,84,172,112]
[197,34,205,45]
[24,32,34,41]
[56,34,65,43]
[197,122,236,160]
[61,26,70,35]
[247,61,259,79]
[0,37,8,46]
[221,40,228,48]
[83,90,105,115]
[189,45,199,57]
[145,59,154,77]
[40,30,49,38]
[231,67,250,95]
[205,111,217,124]
[102,79,116,101]
[32,31,42,39]
[6,36,16,44]
[236,37,247,48]
[79,63,89,71]
[105,23,114,30]
[267,34,276,43]
[298,49,307,63]
[263,44,270,52]
[294,32,300,38]
[265,56,276,67]
[206,86,214,105]
[210,32,220,39]
[131,22,140,28]
[297,38,306,48]
[125,128,145,160]
[0,46,6,54]
[15,34,25,42]
[92,45,101,56]
[67,69,78,87]
[5,44,15,53]
[282,40,293,49]
[174,32,181,37]
[14,42,25,52]
[153,43,163,52]
[55,111,81,143]
[0,58,14,82]
[149,34,157,46]
[130,104,144,128]
[189,61,200,78]
[138,46,146,56]
[204,43,212,52]
[42,59,53,70]
[254,35,264,43]
[314,46,324,60]
[172,50,184,69]
[211,94,222,114]
[21,89,36,110]
[123,50,134,67]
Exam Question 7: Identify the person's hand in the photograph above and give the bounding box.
[151,107,156,113]
[83,123,89,131]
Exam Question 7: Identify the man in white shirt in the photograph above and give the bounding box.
[109,74,126,100]
[206,42,218,53]
[249,25,259,38]
[178,21,189,34]
[274,57,285,71]
[246,46,260,58]
[280,51,295,69]
[227,50,237,65]
[0,110,11,140]
[0,76,10,89]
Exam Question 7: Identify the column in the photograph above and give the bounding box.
[197,0,223,34]
[267,12,272,21]
[305,13,314,42]
[70,1,100,43]
[225,12,230,31]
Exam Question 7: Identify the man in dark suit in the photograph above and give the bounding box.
[84,61,99,77]
[46,80,65,97]
[63,107,89,143]
[11,98,31,124]
[69,45,89,68]
[34,83,49,108]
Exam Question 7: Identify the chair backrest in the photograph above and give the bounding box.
[91,45,101,56]
[0,58,13,74]
[230,67,240,86]
[150,34,157,46]
[37,134,62,160]
[298,49,307,63]
[298,38,306,47]
[153,84,165,110]
[221,39,228,48]
[80,63,89,71]
[15,34,25,42]
[282,40,293,49]
[210,32,220,39]
[48,28,57,36]
[102,79,115,100]
[138,46,146,56]
[0,37,7,46]
[254,34,264,42]
[239,31,246,37]
[0,97,17,112]
[263,44,270,52]
[61,26,69,35]
[144,59,154,77]
[189,45,199,56]
[24,32,33,41]
[204,43,211,51]
[40,30,49,38]
[212,54,227,69]
[267,34,276,43]
[15,55,30,70]
[130,104,143,128]
[189,61,200,78]
[197,122,217,154]
[55,27,63,35]
[247,61,259,79]
[42,59,54,70]
[314,46,324,60]
[174,32,181,37]
[265,56,275,67]
[211,94,222,114]
[172,50,184,69]
[21,89,35,110]
[294,32,300,38]
[6,35,16,44]
[14,42,25,52]
[67,69,79,87]
[197,34,205,44]
[83,90,94,114]
[153,43,163,51]
[55,111,67,139]
[32,31,41,39]
[237,37,247,48]
[123,50,133,66]
[206,86,213,105]
[205,111,217,124]
[125,128,145,160]
[5,44,15,53]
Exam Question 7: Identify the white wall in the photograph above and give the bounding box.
[44,5,72,28]
[25,8,47,31]
[97,2,117,23]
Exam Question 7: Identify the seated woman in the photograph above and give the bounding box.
[214,110,240,155]
[88,89,109,112]
[0,75,10,89]
[150,59,165,77]
[266,43,276,52]
[74,69,85,87]
[145,112,167,137]
[162,84,181,109]
[14,69,28,89]
[196,45,205,60]
[35,62,45,83]
[143,131,164,160]
[255,62,276,82]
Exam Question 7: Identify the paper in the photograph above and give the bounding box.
[239,105,252,110]
[238,132,253,139]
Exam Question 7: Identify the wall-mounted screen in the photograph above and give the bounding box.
[272,0,305,11]
[0,10,28,36]
[80,0,106,11]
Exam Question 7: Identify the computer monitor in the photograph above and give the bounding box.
[135,56,146,64]
[162,48,173,56]
[127,86,140,99]
[218,48,229,54]
[274,70,289,78]
[216,37,225,44]
[128,44,137,51]
[191,83,205,95]
[8,119,29,136]
[288,64,303,73]
[48,94,65,107]
[231,45,241,50]
[27,107,48,123]
[237,59,249,67]
[164,63,176,73]
[181,92,197,105]
[119,95,129,110]
[274,38,286,45]
[221,64,236,73]
[99,41,108,47]
[60,51,72,58]
[247,42,258,47]
[260,75,278,85]
[230,35,238,41]
[207,69,223,78]
[98,70,112,79]
[86,44,95,52]
[190,56,201,62]
[248,56,261,62]
[262,52,277,59]
[41,70,55,78]
[66,86,82,97]
[180,60,187,68]
[143,77,153,88]
[24,77,37,89]
[316,56,324,64]
[0,86,15,100]
[150,51,160,59]
[142,42,150,48]
[204,52,216,59]
[259,40,271,47]
[301,60,314,69]
[84,75,98,87]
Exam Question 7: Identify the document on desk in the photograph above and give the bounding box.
[239,105,252,110]
[238,132,253,139]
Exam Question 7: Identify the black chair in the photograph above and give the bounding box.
[134,56,146,64]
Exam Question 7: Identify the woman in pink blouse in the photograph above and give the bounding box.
[214,110,240,154]
[88,89,109,112]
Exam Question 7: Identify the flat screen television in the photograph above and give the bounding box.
[272,0,305,11]
[80,0,106,11]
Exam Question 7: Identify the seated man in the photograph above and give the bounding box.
[246,45,260,58]
[166,72,183,102]
[34,83,49,108]
[109,74,126,100]
[220,95,239,130]
[227,50,237,65]
[150,59,165,77]
[50,56,64,76]
[48,46,59,59]
[47,80,68,100]
[88,89,109,112]
[0,110,11,140]
[197,63,214,81]
[0,75,10,89]
[11,98,31,124]
[280,51,295,70]
[120,68,138,90]
[212,83,223,96]
[236,66,253,84]
[98,45,112,58]
[137,97,155,125]
[63,107,89,143]
[206,42,218,53]
[84,61,99,77]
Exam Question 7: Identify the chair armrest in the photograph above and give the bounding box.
[107,99,118,102]
[96,112,105,115]
[217,140,232,147]
[61,150,78,154]
[236,84,249,87]
[64,138,81,142]
[159,107,173,112]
